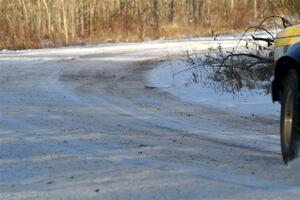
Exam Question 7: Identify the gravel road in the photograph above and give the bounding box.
[1,39,300,199]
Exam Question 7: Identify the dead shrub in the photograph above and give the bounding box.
[180,16,294,95]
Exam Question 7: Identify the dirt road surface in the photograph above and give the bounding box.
[1,39,300,199]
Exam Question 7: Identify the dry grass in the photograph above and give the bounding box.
[0,0,292,50]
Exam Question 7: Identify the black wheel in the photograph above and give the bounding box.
[280,70,300,164]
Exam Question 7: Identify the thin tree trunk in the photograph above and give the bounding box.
[231,0,235,13]
[254,0,258,19]
[61,0,69,44]
[167,0,174,22]
[41,0,52,36]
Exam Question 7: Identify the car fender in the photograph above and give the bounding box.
[272,42,300,102]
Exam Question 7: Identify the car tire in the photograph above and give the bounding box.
[280,69,300,164]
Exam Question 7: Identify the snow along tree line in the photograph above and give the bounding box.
[0,0,298,49]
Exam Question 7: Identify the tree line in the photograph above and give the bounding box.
[0,0,298,50]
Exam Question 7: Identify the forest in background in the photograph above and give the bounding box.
[0,0,299,50]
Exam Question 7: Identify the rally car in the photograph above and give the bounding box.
[272,25,300,163]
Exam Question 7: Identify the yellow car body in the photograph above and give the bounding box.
[275,25,300,47]
[274,25,300,61]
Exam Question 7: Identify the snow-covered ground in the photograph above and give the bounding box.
[1,36,299,200]
[148,59,280,118]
